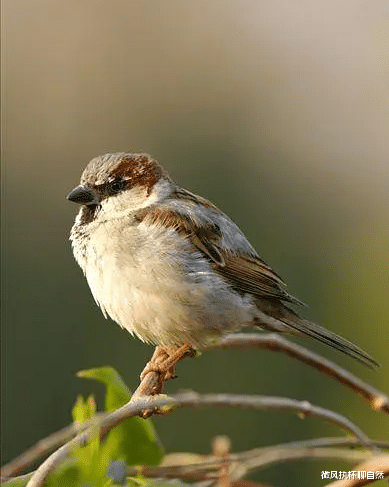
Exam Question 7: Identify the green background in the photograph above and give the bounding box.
[2,1,389,486]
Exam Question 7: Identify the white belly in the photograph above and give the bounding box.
[81,219,256,348]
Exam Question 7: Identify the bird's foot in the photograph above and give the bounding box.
[139,343,195,395]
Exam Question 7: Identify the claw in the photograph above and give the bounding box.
[138,342,194,395]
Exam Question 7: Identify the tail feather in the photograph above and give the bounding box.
[284,316,379,368]
[255,302,379,368]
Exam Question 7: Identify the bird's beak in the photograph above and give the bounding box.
[67,185,99,205]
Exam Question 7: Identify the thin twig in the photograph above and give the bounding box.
[130,333,389,416]
[238,437,389,467]
[6,438,386,486]
[135,446,373,482]
[0,415,104,482]
[212,435,232,487]
[0,424,77,481]
[24,392,376,487]
[173,392,374,447]
[215,334,388,413]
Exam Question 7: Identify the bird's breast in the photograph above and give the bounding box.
[77,219,257,347]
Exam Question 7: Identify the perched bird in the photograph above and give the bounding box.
[67,152,377,378]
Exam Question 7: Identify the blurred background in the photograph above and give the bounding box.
[2,1,389,486]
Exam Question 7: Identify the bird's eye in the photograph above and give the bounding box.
[109,180,125,194]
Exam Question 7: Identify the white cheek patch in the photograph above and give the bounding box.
[97,179,173,221]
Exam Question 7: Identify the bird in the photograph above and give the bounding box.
[67,152,378,385]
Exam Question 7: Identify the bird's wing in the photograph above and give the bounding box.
[214,250,305,306]
[135,203,304,306]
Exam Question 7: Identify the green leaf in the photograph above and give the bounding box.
[77,367,131,411]
[72,394,97,424]
[77,366,164,466]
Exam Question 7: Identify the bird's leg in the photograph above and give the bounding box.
[160,342,196,380]
[139,342,195,395]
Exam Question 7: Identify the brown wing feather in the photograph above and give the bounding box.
[135,205,303,306]
[134,205,225,264]
[213,251,306,306]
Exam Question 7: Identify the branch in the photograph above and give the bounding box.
[236,439,380,473]
[24,392,376,487]
[214,334,388,413]
[128,333,388,418]
[173,392,374,447]
[0,416,104,481]
[6,437,387,486]
[127,438,385,482]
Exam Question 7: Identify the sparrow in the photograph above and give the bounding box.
[67,152,377,378]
